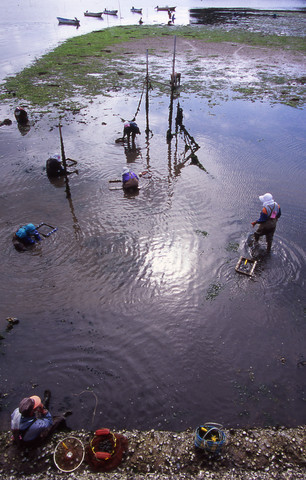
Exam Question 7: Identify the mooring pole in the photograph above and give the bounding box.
[118,0,121,18]
[145,49,150,136]
[167,36,177,142]
[58,122,71,199]
[172,35,176,86]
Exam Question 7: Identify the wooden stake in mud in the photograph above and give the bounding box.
[145,49,150,136]
[167,36,177,142]
[172,35,176,87]
[58,122,71,199]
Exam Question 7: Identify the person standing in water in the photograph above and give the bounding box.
[251,192,281,252]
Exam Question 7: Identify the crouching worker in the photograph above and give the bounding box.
[122,167,139,190]
[46,154,78,178]
[11,392,70,447]
[123,121,140,145]
[12,223,41,251]
[14,107,28,125]
[46,154,65,177]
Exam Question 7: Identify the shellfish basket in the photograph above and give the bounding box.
[194,423,226,454]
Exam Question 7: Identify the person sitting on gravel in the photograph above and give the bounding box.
[11,391,71,446]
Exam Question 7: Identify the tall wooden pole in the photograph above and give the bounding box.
[58,122,71,199]
[172,35,176,85]
[145,49,150,136]
[167,36,177,142]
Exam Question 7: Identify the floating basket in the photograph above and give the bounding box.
[194,423,226,454]
[235,256,257,276]
[36,222,58,237]
[54,436,85,472]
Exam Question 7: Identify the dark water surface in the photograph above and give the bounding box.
[0,90,305,431]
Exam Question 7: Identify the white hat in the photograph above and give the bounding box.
[122,167,130,175]
[259,193,274,206]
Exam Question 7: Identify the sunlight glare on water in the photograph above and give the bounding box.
[0,90,305,430]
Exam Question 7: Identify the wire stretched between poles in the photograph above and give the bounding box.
[131,80,146,122]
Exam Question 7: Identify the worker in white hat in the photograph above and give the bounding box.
[251,193,281,252]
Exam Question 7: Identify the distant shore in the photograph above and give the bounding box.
[0,425,305,479]
[1,25,305,112]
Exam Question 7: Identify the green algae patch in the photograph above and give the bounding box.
[226,242,240,252]
[206,282,224,301]
[1,25,305,109]
[196,229,209,237]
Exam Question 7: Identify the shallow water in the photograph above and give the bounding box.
[0,89,305,431]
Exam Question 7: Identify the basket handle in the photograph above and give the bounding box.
[203,422,223,429]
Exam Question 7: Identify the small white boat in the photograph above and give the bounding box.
[57,16,80,26]
[103,9,118,15]
[84,11,103,18]
[131,7,142,14]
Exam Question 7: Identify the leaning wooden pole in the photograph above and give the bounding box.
[58,122,71,199]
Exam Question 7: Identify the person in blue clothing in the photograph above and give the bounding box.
[11,392,70,446]
[12,223,41,251]
[122,167,139,190]
[251,192,281,252]
[11,394,52,445]
[123,121,141,145]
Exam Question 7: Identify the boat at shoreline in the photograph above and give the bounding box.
[103,9,118,16]
[131,7,142,14]
[155,6,176,12]
[84,11,103,18]
[57,16,80,26]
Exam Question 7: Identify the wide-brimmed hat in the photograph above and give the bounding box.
[259,193,274,205]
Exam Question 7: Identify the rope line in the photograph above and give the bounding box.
[132,80,146,121]
[73,390,98,426]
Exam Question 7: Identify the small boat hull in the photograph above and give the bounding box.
[57,17,80,26]
[84,11,103,18]
[103,9,118,15]
[131,7,142,14]
[155,6,176,12]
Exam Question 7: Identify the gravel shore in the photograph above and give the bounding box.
[0,425,305,480]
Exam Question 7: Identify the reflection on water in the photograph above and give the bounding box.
[0,91,305,432]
